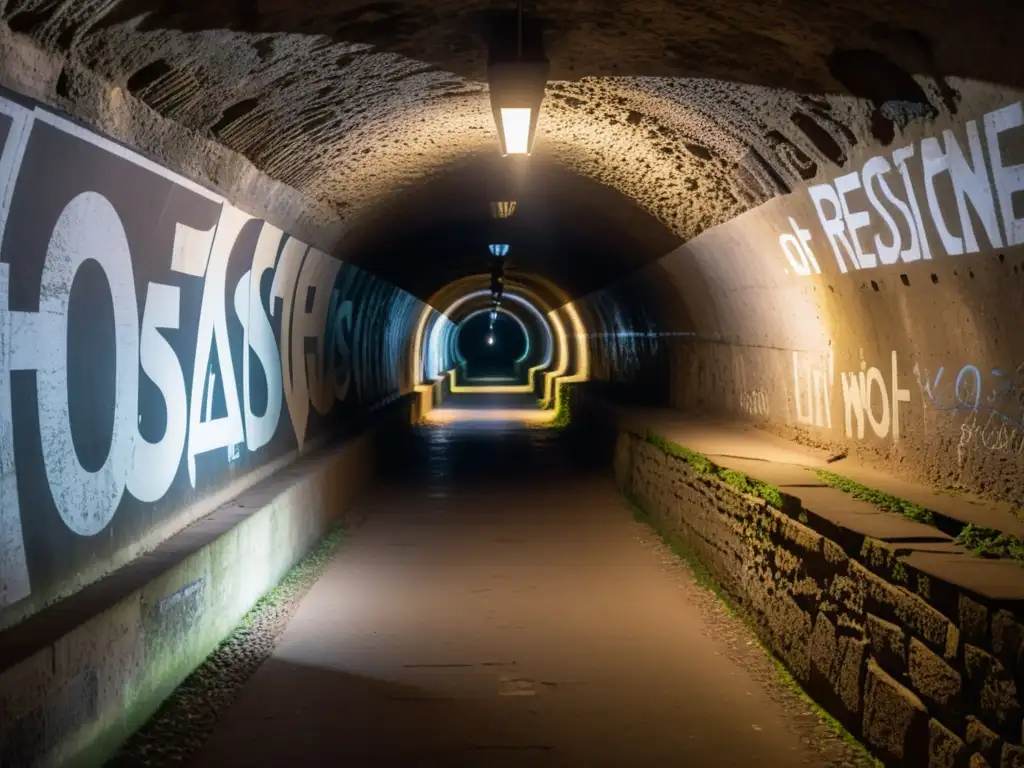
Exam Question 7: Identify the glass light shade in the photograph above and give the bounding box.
[499,108,532,154]
[487,58,548,157]
[489,243,510,257]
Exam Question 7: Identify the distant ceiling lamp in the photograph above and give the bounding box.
[490,201,517,219]
[488,1,549,156]
[489,243,510,257]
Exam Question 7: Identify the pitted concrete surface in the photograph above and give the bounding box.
[6,1,1009,266]
[191,423,865,767]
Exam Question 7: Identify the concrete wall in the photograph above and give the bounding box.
[0,409,389,767]
[580,80,1024,507]
[0,78,436,629]
[613,425,1024,767]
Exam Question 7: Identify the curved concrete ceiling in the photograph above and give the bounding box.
[4,1,1018,301]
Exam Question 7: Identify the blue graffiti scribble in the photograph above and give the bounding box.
[919,361,1024,436]
[955,365,981,410]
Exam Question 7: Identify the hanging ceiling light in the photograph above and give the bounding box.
[487,2,549,156]
[490,201,517,219]
[489,243,510,257]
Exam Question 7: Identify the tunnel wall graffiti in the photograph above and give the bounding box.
[0,87,426,628]
[582,81,1024,505]
[575,277,680,405]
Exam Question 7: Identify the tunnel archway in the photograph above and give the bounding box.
[5,5,1024,767]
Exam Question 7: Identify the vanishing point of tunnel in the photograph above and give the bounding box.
[1,2,1024,766]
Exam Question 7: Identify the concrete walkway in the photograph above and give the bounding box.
[191,422,844,767]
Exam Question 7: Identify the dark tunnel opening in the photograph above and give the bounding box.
[456,311,527,381]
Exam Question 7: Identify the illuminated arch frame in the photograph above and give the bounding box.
[540,300,589,414]
[422,289,555,394]
[410,276,588,417]
[446,305,537,390]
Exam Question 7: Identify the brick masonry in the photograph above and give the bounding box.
[614,430,1024,767]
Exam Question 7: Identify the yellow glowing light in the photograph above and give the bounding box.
[538,301,590,413]
[500,107,532,155]
[547,301,590,415]
[422,407,557,425]
[541,308,570,407]
[411,280,564,409]
[490,201,517,219]
[448,369,533,394]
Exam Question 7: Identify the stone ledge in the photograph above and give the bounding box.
[0,408,394,767]
[602,413,1024,767]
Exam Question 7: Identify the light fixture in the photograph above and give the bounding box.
[488,335,495,345]
[489,243,510,257]
[490,201,517,219]
[487,2,549,156]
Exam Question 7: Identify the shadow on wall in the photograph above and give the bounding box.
[0,86,430,629]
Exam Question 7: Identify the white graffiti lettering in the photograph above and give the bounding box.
[0,95,417,610]
[785,101,1024,276]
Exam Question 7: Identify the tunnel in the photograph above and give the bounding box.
[1,1,1024,766]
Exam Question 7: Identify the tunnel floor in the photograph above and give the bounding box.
[421,391,550,424]
[189,420,861,767]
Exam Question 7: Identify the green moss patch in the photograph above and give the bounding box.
[813,469,934,526]
[550,384,573,428]
[640,431,784,510]
[109,525,349,767]
[954,524,1024,562]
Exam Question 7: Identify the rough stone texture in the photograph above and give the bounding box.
[810,611,840,683]
[1003,743,1024,768]
[863,658,929,764]
[967,715,1003,764]
[972,755,993,768]
[867,571,958,660]
[992,611,1024,672]
[962,596,991,648]
[966,645,1022,735]
[869,613,908,677]
[929,718,967,768]
[0,1,903,250]
[910,638,963,712]
[609,426,1024,767]
[0,3,882,302]
[837,637,868,717]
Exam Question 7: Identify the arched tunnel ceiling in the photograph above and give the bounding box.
[4,1,1022,301]
[335,155,682,299]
